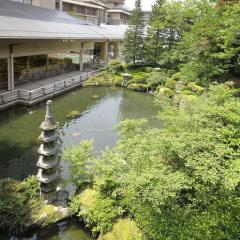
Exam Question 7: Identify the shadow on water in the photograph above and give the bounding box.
[0,86,161,181]
[0,87,161,240]
[0,139,38,180]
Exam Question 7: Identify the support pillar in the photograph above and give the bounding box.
[7,47,14,91]
[46,54,49,72]
[114,42,121,60]
[79,43,84,72]
[26,56,30,77]
[101,41,109,63]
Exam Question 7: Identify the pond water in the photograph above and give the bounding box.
[0,86,161,240]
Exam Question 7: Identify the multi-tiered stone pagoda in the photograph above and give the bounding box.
[37,100,60,203]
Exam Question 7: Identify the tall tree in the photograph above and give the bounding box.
[144,0,166,65]
[123,0,145,64]
[144,0,211,68]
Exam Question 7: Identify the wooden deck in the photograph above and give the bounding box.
[0,69,101,111]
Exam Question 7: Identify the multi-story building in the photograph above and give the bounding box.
[1,0,123,95]
[11,0,131,25]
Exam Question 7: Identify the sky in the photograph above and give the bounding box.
[125,0,157,11]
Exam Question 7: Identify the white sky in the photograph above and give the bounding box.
[125,0,157,11]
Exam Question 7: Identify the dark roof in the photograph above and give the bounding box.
[0,0,123,40]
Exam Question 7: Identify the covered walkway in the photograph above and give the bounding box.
[0,0,123,93]
[0,71,88,94]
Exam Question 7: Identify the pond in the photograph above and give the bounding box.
[0,86,161,239]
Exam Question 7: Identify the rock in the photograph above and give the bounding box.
[175,81,184,93]
[39,213,48,222]
[92,95,100,99]
[121,73,132,81]
[57,188,69,206]
[157,87,174,97]
[187,82,205,95]
[225,81,235,87]
[66,110,80,119]
[56,206,71,217]
[180,95,197,108]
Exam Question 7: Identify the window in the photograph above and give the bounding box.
[11,0,32,4]
[55,0,60,10]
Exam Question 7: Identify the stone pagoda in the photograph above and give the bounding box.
[37,100,60,203]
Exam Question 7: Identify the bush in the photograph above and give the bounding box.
[143,67,153,73]
[21,176,40,200]
[113,75,124,86]
[129,72,149,84]
[165,79,177,90]
[147,72,168,89]
[0,179,33,235]
[106,60,123,74]
[63,140,94,188]
[71,189,124,235]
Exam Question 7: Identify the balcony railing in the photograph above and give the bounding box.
[0,69,101,110]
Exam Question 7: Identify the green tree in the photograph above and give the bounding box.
[179,3,240,85]
[123,0,145,64]
[84,85,240,239]
[144,0,211,68]
[143,0,165,65]
[63,140,94,188]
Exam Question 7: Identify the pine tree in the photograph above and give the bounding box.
[123,0,145,64]
[144,0,166,65]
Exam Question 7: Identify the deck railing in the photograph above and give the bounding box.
[0,69,100,110]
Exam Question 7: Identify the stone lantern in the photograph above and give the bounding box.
[37,100,60,203]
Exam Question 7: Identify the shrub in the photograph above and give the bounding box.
[71,189,124,235]
[21,176,40,200]
[0,179,32,235]
[147,72,168,89]
[129,72,149,84]
[106,60,123,74]
[165,79,177,90]
[113,75,124,86]
[63,140,94,188]
[143,67,153,73]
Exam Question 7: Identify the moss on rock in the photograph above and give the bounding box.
[165,79,177,90]
[179,95,197,108]
[32,204,71,228]
[99,218,143,240]
[92,95,100,99]
[66,110,81,119]
[157,87,175,97]
[187,82,205,95]
[127,84,148,91]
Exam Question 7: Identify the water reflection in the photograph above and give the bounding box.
[0,87,161,180]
